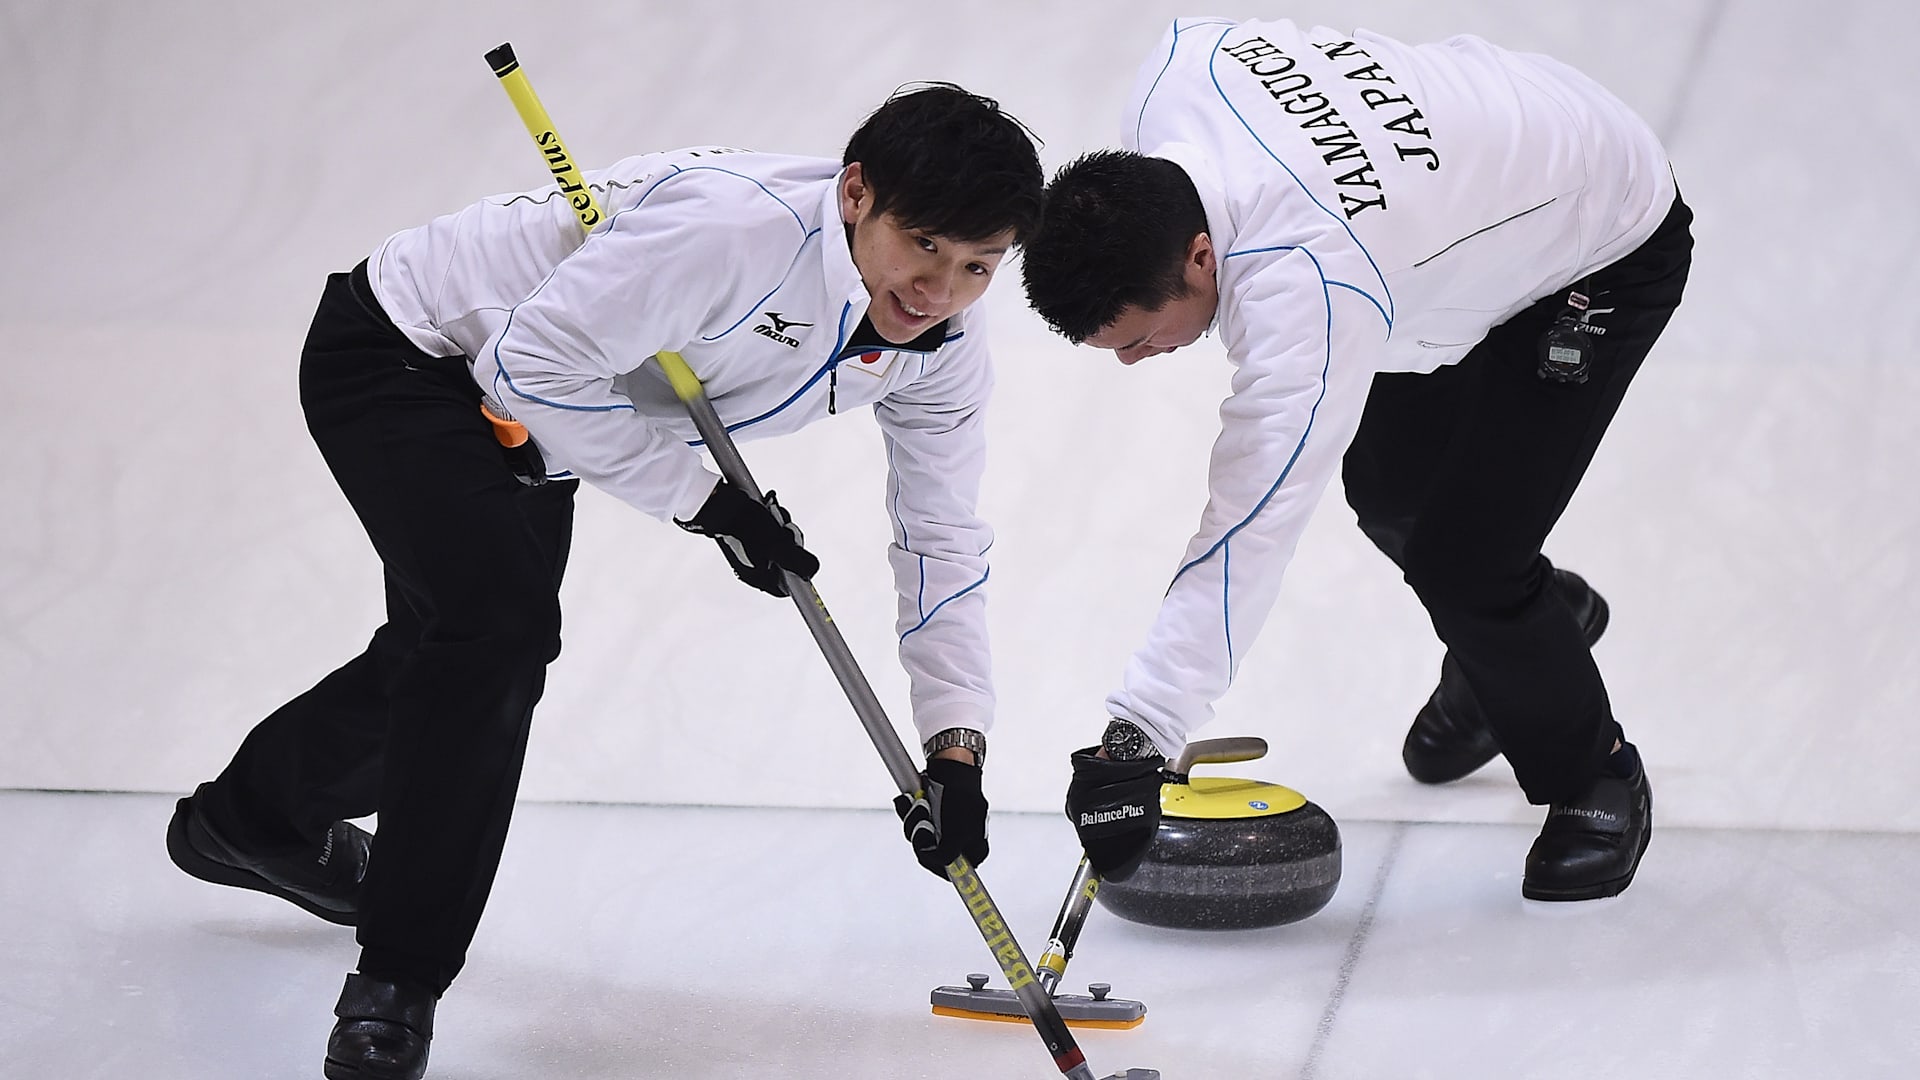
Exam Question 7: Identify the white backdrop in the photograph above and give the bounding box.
[4,0,1915,831]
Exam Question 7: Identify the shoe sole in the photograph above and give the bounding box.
[323,1058,411,1080]
[166,799,358,927]
[1521,821,1652,902]
[324,1046,429,1080]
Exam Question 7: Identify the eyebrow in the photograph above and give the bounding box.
[918,230,1011,258]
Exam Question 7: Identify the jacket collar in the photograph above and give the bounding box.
[820,169,874,323]
[1148,141,1236,339]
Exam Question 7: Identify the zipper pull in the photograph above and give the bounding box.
[829,363,838,415]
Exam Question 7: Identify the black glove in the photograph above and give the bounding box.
[675,480,820,597]
[1065,746,1166,882]
[893,757,989,878]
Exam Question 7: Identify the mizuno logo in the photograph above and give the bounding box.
[754,325,802,347]
[1079,805,1146,826]
[755,312,812,347]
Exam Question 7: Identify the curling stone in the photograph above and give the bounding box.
[1096,737,1340,930]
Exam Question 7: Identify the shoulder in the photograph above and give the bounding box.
[595,153,834,295]
[606,151,833,245]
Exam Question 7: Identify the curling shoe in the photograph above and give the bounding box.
[1402,568,1611,785]
[166,783,369,926]
[1522,742,1652,901]
[324,973,436,1080]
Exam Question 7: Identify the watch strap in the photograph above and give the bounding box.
[923,727,987,768]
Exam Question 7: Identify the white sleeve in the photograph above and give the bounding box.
[1106,247,1385,754]
[872,323,997,744]
[470,175,790,522]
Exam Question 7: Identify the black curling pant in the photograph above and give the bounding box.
[201,261,578,994]
[1342,196,1693,805]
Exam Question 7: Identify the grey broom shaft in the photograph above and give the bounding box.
[681,381,1096,1075]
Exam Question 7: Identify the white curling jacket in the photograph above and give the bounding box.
[365,149,997,741]
[1107,18,1677,753]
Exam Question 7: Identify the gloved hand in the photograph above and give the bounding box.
[1065,746,1166,882]
[675,480,820,597]
[893,757,989,878]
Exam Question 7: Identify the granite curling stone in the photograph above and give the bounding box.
[1097,737,1341,931]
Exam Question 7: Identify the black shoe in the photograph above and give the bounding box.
[1401,569,1611,785]
[324,973,436,1080]
[166,784,369,926]
[1522,744,1652,901]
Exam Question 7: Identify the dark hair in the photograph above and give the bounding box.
[843,83,1043,245]
[1020,150,1209,343]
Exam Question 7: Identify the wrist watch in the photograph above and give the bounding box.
[923,727,987,768]
[1101,718,1160,761]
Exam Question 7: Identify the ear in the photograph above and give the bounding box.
[1181,231,1218,297]
[1186,231,1216,274]
[839,162,871,225]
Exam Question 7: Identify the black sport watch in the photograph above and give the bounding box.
[1101,719,1160,761]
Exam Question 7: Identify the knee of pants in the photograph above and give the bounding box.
[490,616,562,671]
[432,588,564,673]
[1353,512,1413,567]
[488,600,563,669]
[1342,480,1412,567]
[1399,538,1544,620]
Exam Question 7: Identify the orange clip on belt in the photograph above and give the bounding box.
[480,401,531,448]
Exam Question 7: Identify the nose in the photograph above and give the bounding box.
[1117,344,1166,365]
[914,267,955,309]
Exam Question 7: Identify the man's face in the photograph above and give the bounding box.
[840,163,1014,344]
[1083,234,1220,365]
